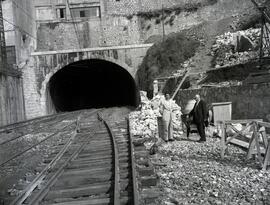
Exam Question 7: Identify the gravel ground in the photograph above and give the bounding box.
[151,134,270,205]
[0,115,78,202]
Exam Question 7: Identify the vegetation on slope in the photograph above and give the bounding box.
[137,33,199,98]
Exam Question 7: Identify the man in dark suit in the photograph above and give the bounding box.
[190,94,208,142]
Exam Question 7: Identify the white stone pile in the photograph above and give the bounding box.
[129,91,183,140]
[211,28,261,68]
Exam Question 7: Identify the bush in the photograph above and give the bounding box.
[137,33,199,98]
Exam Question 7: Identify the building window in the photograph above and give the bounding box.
[6,46,16,66]
[56,8,66,19]
[80,10,85,18]
[71,6,100,18]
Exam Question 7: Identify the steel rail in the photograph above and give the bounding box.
[97,112,121,205]
[127,118,140,205]
[10,115,81,205]
[10,109,101,204]
[0,121,76,168]
[0,112,71,134]
[27,128,98,205]
[0,113,76,146]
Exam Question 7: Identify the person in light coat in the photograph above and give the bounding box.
[159,93,176,142]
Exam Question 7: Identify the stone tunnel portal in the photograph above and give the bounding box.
[47,59,140,112]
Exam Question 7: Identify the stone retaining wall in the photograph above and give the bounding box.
[175,83,270,121]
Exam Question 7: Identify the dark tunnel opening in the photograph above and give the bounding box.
[47,59,140,112]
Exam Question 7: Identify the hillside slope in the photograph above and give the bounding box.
[137,0,270,96]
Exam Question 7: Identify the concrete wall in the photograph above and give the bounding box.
[176,84,270,121]
[13,0,36,67]
[3,0,15,47]
[0,74,25,126]
[3,0,36,66]
[1,0,36,125]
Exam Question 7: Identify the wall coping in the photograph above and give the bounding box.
[31,44,153,56]
[179,83,270,91]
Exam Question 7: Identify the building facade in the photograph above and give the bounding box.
[0,0,35,125]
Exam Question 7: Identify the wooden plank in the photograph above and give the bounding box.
[257,121,270,128]
[254,126,263,164]
[172,70,189,99]
[46,183,111,199]
[263,142,270,170]
[44,198,110,205]
[220,123,226,159]
[230,138,250,149]
[217,119,263,124]
[247,127,257,159]
[261,131,269,148]
[212,102,233,106]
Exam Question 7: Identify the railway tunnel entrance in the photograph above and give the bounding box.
[47,59,140,112]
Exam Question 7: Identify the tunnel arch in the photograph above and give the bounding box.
[41,59,140,113]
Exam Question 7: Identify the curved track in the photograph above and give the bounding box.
[2,108,138,205]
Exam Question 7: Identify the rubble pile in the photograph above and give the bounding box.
[152,138,270,204]
[129,91,183,141]
[211,28,261,68]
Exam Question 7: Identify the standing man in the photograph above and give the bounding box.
[160,93,175,142]
[190,94,208,142]
[153,80,159,97]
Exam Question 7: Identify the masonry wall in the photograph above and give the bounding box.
[36,16,141,50]
[22,57,46,119]
[22,45,150,119]
[175,84,270,121]
[35,0,253,50]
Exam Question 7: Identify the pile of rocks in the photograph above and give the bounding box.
[129,92,183,141]
[211,28,261,68]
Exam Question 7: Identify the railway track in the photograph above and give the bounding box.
[3,108,138,205]
[0,111,78,134]
[0,111,81,147]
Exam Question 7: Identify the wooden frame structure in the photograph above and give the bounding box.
[251,0,270,64]
[219,119,270,170]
